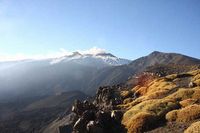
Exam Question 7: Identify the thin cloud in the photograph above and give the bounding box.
[78,47,106,55]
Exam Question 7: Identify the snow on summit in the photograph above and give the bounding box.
[50,50,130,66]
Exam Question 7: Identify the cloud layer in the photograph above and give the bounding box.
[78,47,106,55]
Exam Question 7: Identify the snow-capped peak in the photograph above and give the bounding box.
[50,51,130,66]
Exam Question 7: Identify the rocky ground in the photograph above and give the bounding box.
[44,65,200,133]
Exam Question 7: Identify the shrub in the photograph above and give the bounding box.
[165,110,178,122]
[166,87,200,102]
[120,69,200,132]
[125,112,156,133]
[123,98,134,104]
[166,104,200,122]
[120,91,133,99]
[184,121,200,133]
[122,99,180,132]
[179,99,197,107]
[135,78,176,97]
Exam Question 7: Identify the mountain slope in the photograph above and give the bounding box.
[129,51,200,67]
[24,91,87,111]
[86,51,200,94]
[51,68,200,133]
[0,52,130,101]
[0,51,199,99]
[50,52,130,66]
[0,91,87,133]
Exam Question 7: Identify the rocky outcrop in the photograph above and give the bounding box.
[94,85,124,111]
[70,85,127,133]
[48,68,200,133]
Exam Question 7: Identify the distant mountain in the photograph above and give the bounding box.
[129,51,200,67]
[0,51,199,99]
[0,51,130,101]
[86,51,200,93]
[50,51,130,67]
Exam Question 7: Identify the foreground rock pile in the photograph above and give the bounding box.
[45,85,128,133]
[71,85,129,133]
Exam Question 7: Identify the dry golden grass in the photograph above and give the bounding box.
[188,69,200,76]
[180,99,198,107]
[145,90,170,99]
[123,98,134,104]
[122,99,180,132]
[166,104,200,122]
[119,82,176,110]
[190,70,200,86]
[119,88,175,110]
[166,87,200,102]
[120,90,133,98]
[165,74,178,80]
[192,87,200,98]
[121,69,200,132]
[125,112,156,133]
[132,85,141,92]
[119,97,144,109]
[194,79,200,86]
[184,121,200,133]
[165,110,178,122]
[134,78,176,97]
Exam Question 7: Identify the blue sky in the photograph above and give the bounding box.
[0,0,200,60]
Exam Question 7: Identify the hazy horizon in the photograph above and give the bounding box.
[0,47,200,62]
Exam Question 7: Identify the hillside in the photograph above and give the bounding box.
[0,91,87,133]
[86,51,200,94]
[47,67,200,133]
[0,52,130,101]
[24,91,87,111]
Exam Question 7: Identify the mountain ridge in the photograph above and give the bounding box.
[0,51,200,133]
[86,51,200,94]
[0,51,199,100]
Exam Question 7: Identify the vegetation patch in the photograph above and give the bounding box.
[180,99,198,107]
[122,99,180,132]
[120,69,200,132]
[166,104,200,122]
[184,121,200,133]
[124,112,156,133]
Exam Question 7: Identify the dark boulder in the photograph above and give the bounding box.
[72,100,96,116]
[86,121,104,133]
[73,118,87,133]
[82,110,96,121]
